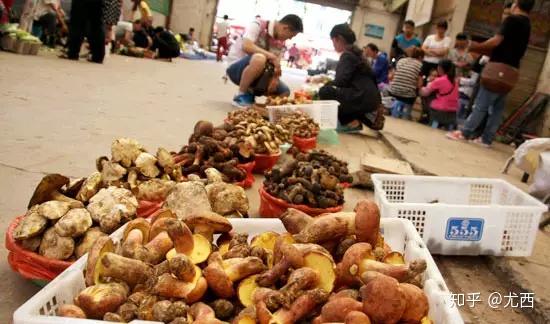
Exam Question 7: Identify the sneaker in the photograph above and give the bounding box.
[446,130,465,141]
[232,93,255,108]
[471,137,491,148]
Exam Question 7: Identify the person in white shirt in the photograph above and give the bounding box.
[421,20,452,80]
[216,15,230,61]
[226,14,303,107]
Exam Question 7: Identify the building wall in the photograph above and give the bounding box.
[170,0,218,47]
[420,0,470,42]
[350,0,401,53]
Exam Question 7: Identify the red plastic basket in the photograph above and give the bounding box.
[258,185,344,218]
[235,161,256,188]
[253,152,281,174]
[292,135,317,152]
[5,216,73,282]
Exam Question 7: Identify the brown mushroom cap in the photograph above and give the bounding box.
[354,200,380,247]
[184,212,232,239]
[85,236,115,286]
[123,218,151,243]
[28,174,70,208]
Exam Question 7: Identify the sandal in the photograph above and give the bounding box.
[445,130,465,141]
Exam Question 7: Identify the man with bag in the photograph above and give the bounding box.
[226,14,303,107]
[446,0,533,147]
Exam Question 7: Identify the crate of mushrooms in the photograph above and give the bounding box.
[13,201,464,323]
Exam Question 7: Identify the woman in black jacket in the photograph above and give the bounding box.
[319,24,383,132]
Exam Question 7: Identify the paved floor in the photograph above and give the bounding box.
[1,51,544,323]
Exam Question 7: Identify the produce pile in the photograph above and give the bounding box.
[277,111,320,139]
[12,174,139,261]
[176,121,254,182]
[264,151,353,208]
[265,96,313,106]
[57,200,432,324]
[220,110,290,155]
[97,138,183,201]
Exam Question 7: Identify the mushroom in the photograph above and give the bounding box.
[76,171,102,202]
[54,208,93,238]
[111,138,145,168]
[164,182,212,220]
[136,179,176,202]
[184,211,232,242]
[27,174,84,209]
[203,252,266,298]
[39,227,75,260]
[13,206,47,240]
[99,159,127,186]
[135,152,160,178]
[87,187,138,224]
[37,200,71,220]
[157,147,176,173]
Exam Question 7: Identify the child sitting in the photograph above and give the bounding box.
[420,59,459,130]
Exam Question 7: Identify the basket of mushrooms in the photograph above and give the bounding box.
[222,110,290,174]
[6,173,141,285]
[277,111,320,153]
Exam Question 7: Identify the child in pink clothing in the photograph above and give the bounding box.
[420,59,458,129]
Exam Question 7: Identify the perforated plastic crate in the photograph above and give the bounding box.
[13,218,463,324]
[372,174,547,256]
[267,100,339,129]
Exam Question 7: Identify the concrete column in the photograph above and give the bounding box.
[350,0,401,53]
[169,0,218,47]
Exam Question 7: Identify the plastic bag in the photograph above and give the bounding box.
[253,153,281,174]
[292,136,317,152]
[137,200,163,218]
[258,185,343,218]
[235,161,256,188]
[513,138,550,174]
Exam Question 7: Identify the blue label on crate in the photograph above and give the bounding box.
[445,218,484,241]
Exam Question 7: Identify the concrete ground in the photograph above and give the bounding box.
[0,51,547,323]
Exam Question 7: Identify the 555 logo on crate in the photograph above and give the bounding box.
[445,218,484,241]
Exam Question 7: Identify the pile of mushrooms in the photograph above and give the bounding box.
[263,153,348,208]
[58,201,432,324]
[277,111,320,139]
[221,110,290,155]
[176,121,252,183]
[96,138,182,202]
[13,174,138,260]
[265,96,312,106]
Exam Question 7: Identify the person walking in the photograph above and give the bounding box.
[446,0,533,147]
[216,15,230,61]
[66,0,105,63]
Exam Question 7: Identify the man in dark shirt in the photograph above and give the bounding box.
[447,0,533,147]
[151,27,180,60]
[132,19,152,49]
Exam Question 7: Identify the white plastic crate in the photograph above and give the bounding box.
[267,100,339,129]
[14,218,463,324]
[372,174,547,256]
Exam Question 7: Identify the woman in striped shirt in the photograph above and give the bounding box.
[388,47,424,117]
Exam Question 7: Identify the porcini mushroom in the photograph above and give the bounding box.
[27,174,83,209]
[184,211,232,242]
